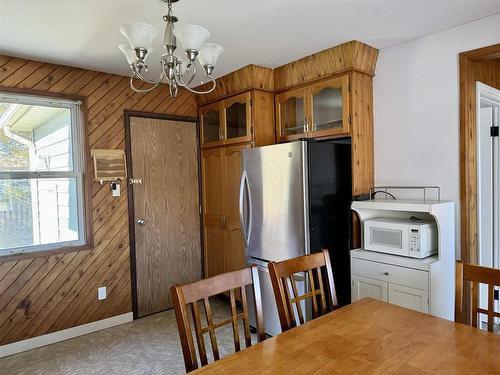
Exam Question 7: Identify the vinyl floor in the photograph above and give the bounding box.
[0,298,252,375]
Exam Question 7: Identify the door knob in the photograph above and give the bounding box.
[137,218,146,226]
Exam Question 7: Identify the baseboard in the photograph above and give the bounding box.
[0,312,133,358]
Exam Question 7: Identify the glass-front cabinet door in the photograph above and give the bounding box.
[308,75,350,137]
[200,102,224,146]
[275,87,308,142]
[223,92,252,144]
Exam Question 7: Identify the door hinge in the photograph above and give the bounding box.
[491,126,499,137]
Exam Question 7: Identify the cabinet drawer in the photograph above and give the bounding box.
[352,258,428,291]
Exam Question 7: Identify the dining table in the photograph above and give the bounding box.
[192,298,500,374]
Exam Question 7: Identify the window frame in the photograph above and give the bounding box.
[0,89,92,258]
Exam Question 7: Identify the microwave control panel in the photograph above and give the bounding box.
[409,228,421,252]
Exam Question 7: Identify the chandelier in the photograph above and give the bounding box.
[118,0,223,98]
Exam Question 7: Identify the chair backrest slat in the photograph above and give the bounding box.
[239,286,252,348]
[171,266,266,373]
[289,275,305,325]
[229,288,241,352]
[269,249,338,333]
[202,297,220,361]
[455,260,500,332]
[488,284,495,332]
[316,266,327,315]
[190,301,208,365]
[308,269,319,318]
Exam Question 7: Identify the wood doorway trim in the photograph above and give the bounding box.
[124,110,203,319]
[459,43,500,323]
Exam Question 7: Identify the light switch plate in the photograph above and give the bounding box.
[98,287,107,300]
[112,182,121,197]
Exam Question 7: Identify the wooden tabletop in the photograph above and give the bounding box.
[193,298,500,374]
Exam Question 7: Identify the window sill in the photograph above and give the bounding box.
[0,243,93,263]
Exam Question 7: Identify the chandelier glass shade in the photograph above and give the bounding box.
[118,0,223,98]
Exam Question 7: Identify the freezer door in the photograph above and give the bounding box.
[241,141,308,262]
[247,258,308,336]
[247,259,282,337]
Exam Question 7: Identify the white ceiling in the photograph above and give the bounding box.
[1,0,500,80]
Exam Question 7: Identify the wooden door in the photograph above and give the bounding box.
[275,87,308,142]
[223,92,252,145]
[130,116,201,318]
[201,148,225,277]
[223,144,251,272]
[388,283,429,313]
[308,75,350,138]
[351,275,387,302]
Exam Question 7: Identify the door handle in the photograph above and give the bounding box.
[137,218,146,226]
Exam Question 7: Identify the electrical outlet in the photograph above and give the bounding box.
[98,287,107,300]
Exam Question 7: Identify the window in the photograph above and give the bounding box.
[0,92,87,256]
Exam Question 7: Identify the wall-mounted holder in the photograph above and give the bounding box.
[91,149,127,197]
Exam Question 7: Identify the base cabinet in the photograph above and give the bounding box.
[352,275,388,302]
[388,284,429,313]
[351,252,430,314]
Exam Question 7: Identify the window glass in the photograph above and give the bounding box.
[0,94,85,256]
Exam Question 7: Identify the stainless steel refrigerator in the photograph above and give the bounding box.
[239,139,352,336]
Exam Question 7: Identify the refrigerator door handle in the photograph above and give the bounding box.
[239,170,252,245]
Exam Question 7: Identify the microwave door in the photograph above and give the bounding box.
[365,225,408,256]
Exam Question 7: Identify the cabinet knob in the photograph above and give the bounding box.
[383,272,390,276]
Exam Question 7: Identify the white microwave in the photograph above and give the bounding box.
[364,217,437,258]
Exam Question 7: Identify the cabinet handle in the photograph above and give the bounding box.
[304,119,308,133]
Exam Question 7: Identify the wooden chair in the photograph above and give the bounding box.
[269,249,338,333]
[170,266,266,373]
[456,260,500,332]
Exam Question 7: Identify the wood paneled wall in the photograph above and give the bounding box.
[0,55,197,346]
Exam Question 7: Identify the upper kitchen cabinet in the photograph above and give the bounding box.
[274,41,378,197]
[200,101,224,147]
[309,75,350,137]
[197,64,275,148]
[222,92,252,144]
[199,89,275,148]
[275,87,308,142]
[275,75,350,142]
